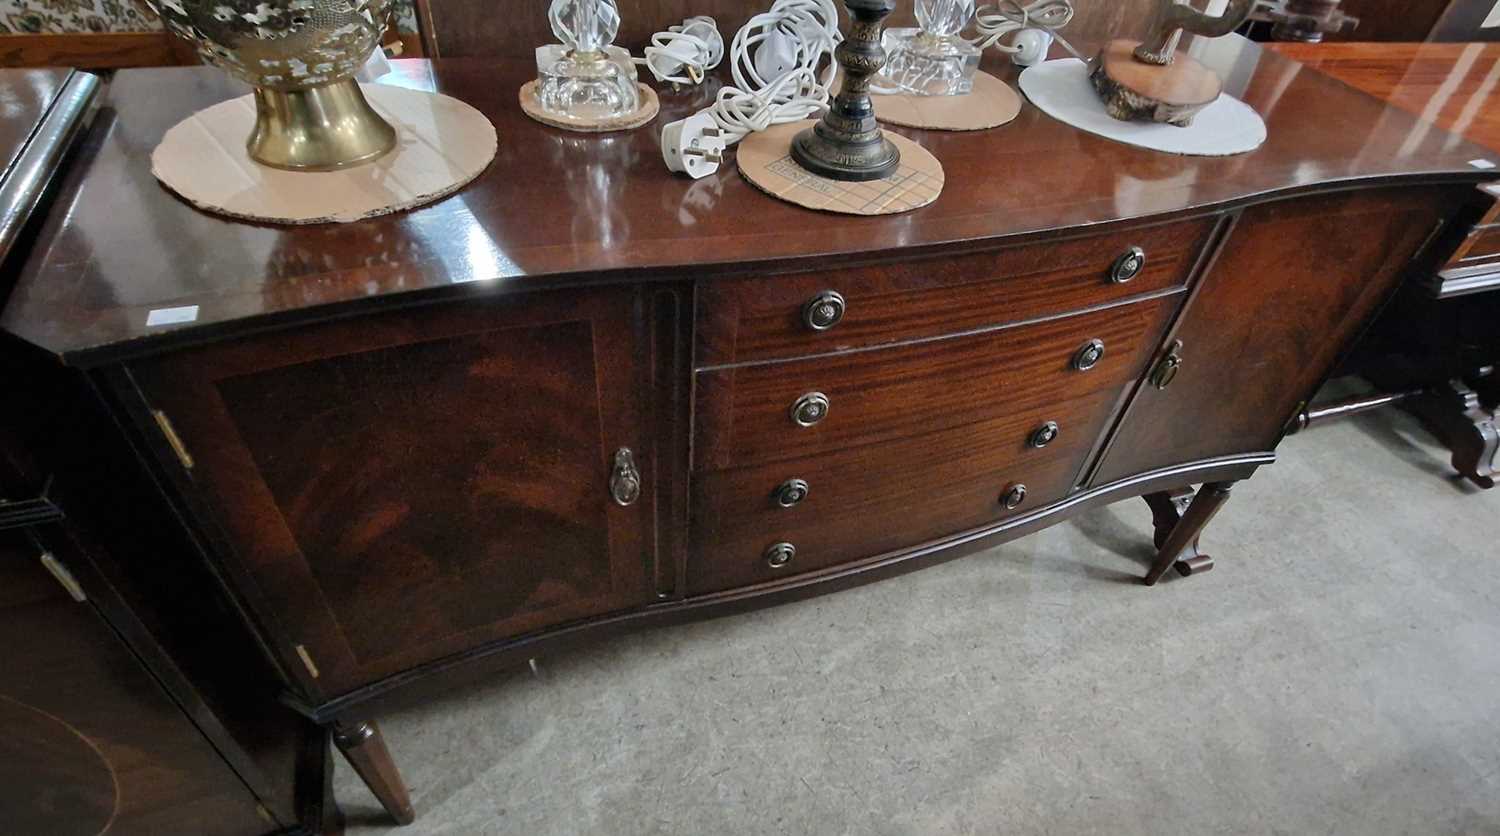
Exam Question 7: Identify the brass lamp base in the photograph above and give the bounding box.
[248,78,398,171]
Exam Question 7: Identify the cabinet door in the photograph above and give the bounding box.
[130,287,659,697]
[1091,187,1452,486]
[0,532,270,836]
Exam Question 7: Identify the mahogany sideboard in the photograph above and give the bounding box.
[2,40,1494,825]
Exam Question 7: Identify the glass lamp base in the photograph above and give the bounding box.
[878,29,981,96]
[534,45,642,123]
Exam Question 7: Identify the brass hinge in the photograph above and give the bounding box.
[152,409,194,470]
[39,551,87,602]
[294,644,320,679]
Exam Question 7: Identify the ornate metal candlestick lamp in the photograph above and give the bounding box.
[879,0,981,96]
[1090,0,1255,126]
[147,0,397,170]
[791,0,901,181]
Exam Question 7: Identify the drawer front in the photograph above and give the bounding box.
[694,294,1180,472]
[1451,224,1500,267]
[697,219,1213,365]
[688,389,1121,595]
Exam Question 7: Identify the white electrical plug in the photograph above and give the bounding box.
[642,16,724,85]
[1010,28,1053,66]
[753,26,800,82]
[662,112,727,179]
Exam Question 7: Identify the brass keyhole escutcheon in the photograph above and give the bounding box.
[1151,340,1185,390]
[609,447,641,507]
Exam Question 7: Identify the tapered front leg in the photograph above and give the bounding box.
[332,718,415,825]
[1142,481,1235,586]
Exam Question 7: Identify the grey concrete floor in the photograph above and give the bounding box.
[337,404,1500,836]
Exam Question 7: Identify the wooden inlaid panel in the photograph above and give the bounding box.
[131,286,658,696]
[694,294,1181,472]
[1091,187,1453,486]
[697,219,1214,366]
[1451,224,1500,265]
[688,388,1119,595]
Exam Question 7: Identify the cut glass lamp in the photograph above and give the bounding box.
[535,0,642,123]
[879,0,981,96]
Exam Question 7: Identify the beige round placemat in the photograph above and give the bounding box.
[738,120,944,216]
[873,71,1022,131]
[519,81,660,132]
[152,84,497,225]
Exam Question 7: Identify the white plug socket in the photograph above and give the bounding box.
[1011,28,1053,67]
[662,112,727,180]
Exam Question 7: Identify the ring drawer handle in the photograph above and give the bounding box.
[1110,246,1146,284]
[773,478,810,508]
[1000,483,1028,511]
[1030,421,1060,449]
[764,542,796,568]
[1072,339,1105,371]
[803,290,846,331]
[790,392,830,427]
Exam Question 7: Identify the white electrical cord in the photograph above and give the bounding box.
[663,0,841,178]
[637,16,725,86]
[972,0,1081,61]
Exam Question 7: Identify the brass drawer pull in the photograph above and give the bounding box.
[1151,340,1184,390]
[773,478,810,508]
[764,542,796,568]
[1029,421,1060,449]
[1072,339,1105,371]
[803,290,846,331]
[790,392,830,427]
[1110,246,1146,284]
[609,447,641,507]
[1000,483,1028,510]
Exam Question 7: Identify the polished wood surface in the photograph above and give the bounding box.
[3,40,1496,366]
[1092,186,1452,484]
[129,285,660,697]
[0,32,197,70]
[1266,41,1500,152]
[0,67,70,178]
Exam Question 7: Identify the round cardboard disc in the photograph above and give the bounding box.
[873,71,1022,131]
[738,120,945,216]
[519,81,660,132]
[1018,58,1265,156]
[151,84,497,225]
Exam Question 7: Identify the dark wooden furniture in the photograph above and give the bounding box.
[1,38,1493,825]
[0,67,334,836]
[1269,41,1500,486]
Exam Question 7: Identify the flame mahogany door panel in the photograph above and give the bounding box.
[129,286,661,698]
[1090,187,1453,486]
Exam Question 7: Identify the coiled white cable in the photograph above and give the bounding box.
[709,0,841,145]
[638,16,725,86]
[972,0,1081,60]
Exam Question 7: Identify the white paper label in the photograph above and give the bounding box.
[1483,1,1500,28]
[146,305,200,326]
[1470,159,1498,169]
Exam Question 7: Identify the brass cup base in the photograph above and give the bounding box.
[248,78,398,171]
[790,121,901,182]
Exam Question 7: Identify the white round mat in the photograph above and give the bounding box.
[152,84,497,225]
[1018,58,1265,156]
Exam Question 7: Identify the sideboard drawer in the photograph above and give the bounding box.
[688,388,1120,594]
[694,293,1180,471]
[697,218,1213,365]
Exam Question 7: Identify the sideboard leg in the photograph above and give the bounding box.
[1402,379,1498,489]
[331,719,415,825]
[1142,481,1235,586]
